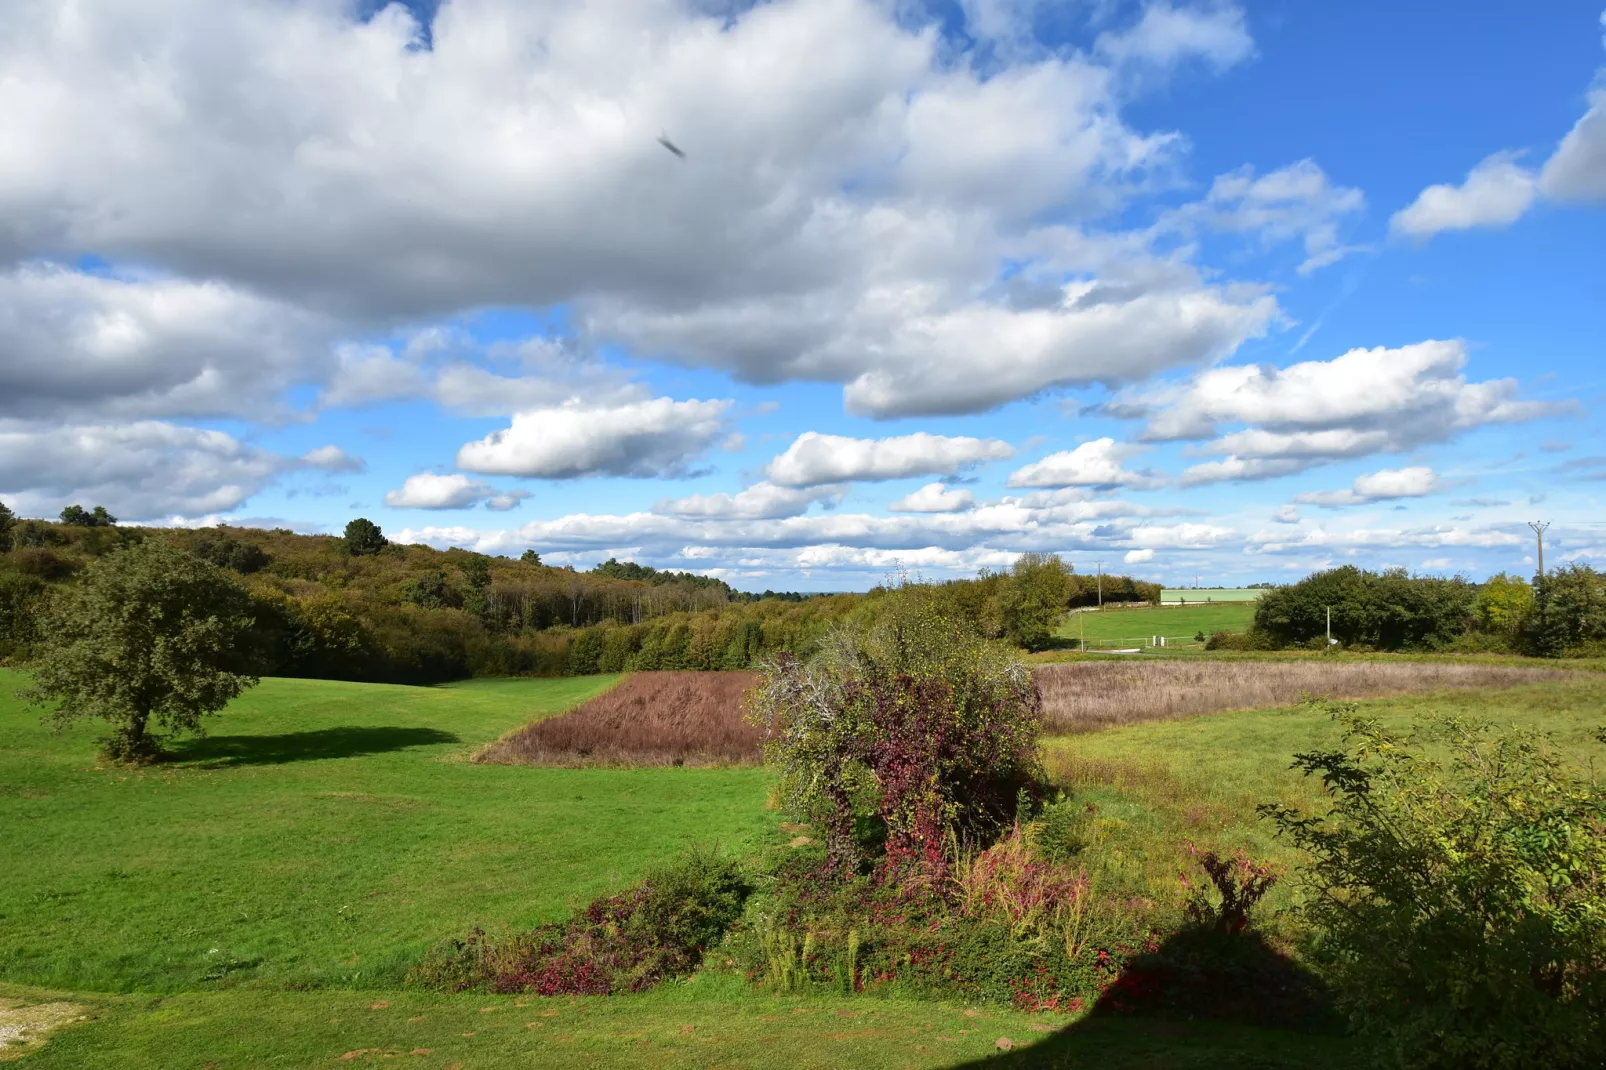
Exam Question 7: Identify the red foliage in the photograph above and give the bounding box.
[1179,842,1280,935]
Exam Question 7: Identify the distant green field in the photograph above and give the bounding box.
[1056,602,1257,646]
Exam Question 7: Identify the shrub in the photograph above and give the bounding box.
[1262,708,1606,1069]
[748,585,1043,876]
[410,848,748,995]
[191,535,270,575]
[1178,842,1278,936]
[402,570,458,610]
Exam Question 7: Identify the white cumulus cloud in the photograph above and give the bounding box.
[458,397,732,479]
[1540,86,1606,202]
[888,483,977,513]
[300,445,366,473]
[1115,339,1565,484]
[1007,437,1159,489]
[1295,466,1447,508]
[1390,152,1538,240]
[654,482,845,520]
[765,432,1015,487]
[0,420,288,520]
[384,472,501,510]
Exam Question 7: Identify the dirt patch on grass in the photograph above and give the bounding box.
[0,999,90,1060]
[476,671,763,767]
[1035,659,1572,734]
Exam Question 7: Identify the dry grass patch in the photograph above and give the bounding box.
[477,671,762,767]
[0,999,89,1060]
[1035,659,1571,734]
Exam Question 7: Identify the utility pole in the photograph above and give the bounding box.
[1528,520,1550,581]
[1096,560,1105,608]
[1326,605,1332,645]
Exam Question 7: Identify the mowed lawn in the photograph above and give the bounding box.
[0,670,775,993]
[10,664,1600,1066]
[1056,603,1256,646]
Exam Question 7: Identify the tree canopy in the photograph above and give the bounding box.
[342,517,388,556]
[59,504,116,527]
[24,540,258,762]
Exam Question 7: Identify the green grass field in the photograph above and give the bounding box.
[1056,603,1256,647]
[6,664,1602,1066]
[0,671,773,994]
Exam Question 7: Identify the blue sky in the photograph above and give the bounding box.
[1,0,1602,589]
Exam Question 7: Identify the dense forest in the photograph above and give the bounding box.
[0,505,1158,684]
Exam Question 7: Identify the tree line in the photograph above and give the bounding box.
[0,507,1159,686]
[1210,563,1606,656]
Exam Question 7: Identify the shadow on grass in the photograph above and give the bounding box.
[949,928,1350,1069]
[165,726,461,767]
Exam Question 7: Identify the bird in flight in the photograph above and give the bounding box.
[656,132,687,159]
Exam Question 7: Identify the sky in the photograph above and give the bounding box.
[1,0,1603,591]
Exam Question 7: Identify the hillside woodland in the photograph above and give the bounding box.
[0,507,1156,684]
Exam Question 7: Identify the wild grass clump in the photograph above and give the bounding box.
[409,847,748,995]
[1035,659,1570,734]
[735,827,1146,1013]
[475,671,762,766]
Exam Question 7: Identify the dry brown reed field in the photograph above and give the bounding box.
[476,671,762,767]
[1035,659,1573,734]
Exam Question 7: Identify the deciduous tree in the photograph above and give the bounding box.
[24,541,258,762]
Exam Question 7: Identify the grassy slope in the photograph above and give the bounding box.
[1056,603,1256,644]
[1041,673,1606,914]
[22,668,1599,1065]
[0,671,774,992]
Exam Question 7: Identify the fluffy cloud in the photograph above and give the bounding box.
[300,445,366,473]
[0,263,332,422]
[1540,85,1606,202]
[1123,547,1155,564]
[1390,152,1538,239]
[384,472,502,510]
[1115,339,1563,484]
[654,482,844,519]
[1007,437,1159,489]
[1273,504,1301,524]
[888,483,977,513]
[1158,159,1365,274]
[457,397,732,479]
[764,432,1015,487]
[0,420,287,519]
[0,0,1278,420]
[1294,466,1447,508]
